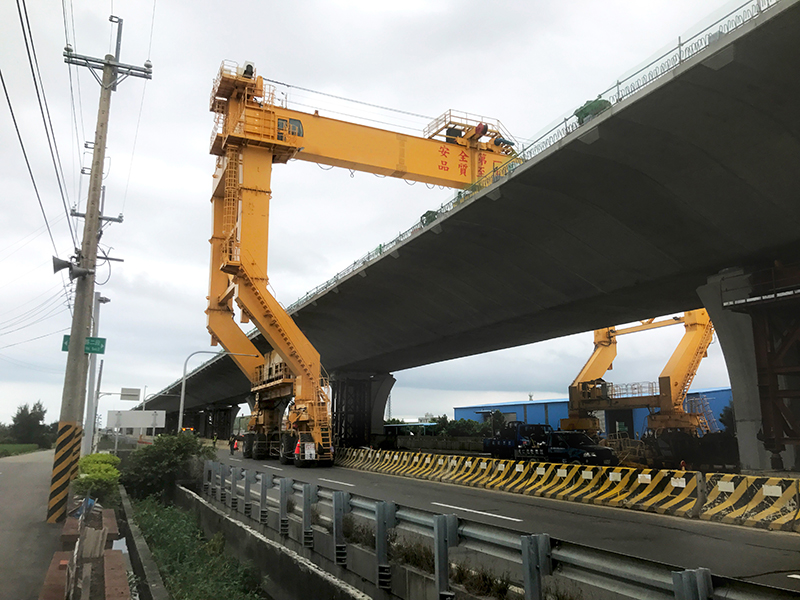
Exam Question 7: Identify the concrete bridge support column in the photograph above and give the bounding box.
[331,373,395,447]
[697,269,794,470]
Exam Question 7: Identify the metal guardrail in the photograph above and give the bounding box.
[203,460,795,600]
[286,0,782,314]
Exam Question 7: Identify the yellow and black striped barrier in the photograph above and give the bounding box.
[700,473,800,530]
[333,448,800,532]
[46,421,82,523]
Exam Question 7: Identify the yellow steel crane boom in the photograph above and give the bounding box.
[206,60,515,464]
[561,309,715,435]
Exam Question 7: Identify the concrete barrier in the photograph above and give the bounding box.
[383,451,412,476]
[619,470,703,517]
[405,453,436,479]
[538,464,583,500]
[551,466,605,503]
[501,461,540,494]
[371,451,396,474]
[484,460,517,490]
[700,473,800,530]
[448,457,490,486]
[422,455,452,481]
[519,463,560,496]
[439,456,468,484]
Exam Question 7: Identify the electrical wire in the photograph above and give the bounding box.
[17,0,77,248]
[0,327,71,351]
[119,0,157,215]
[264,77,432,120]
[0,67,59,256]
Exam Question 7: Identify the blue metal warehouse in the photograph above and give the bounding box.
[454,387,732,438]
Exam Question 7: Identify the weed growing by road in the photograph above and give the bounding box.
[342,514,375,548]
[132,496,266,600]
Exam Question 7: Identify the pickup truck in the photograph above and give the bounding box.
[515,430,619,466]
[484,421,554,459]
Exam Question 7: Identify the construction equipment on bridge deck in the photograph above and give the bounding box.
[561,310,716,437]
[205,60,516,464]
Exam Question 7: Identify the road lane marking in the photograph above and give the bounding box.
[431,502,523,522]
[230,458,242,462]
[263,465,282,471]
[788,574,800,580]
[318,478,355,487]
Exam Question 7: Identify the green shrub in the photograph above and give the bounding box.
[133,497,264,599]
[73,463,119,504]
[79,453,121,469]
[121,433,214,499]
[73,454,121,505]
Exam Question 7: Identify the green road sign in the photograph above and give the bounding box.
[62,335,106,354]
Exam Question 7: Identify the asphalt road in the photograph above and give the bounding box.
[216,450,800,593]
[0,450,63,600]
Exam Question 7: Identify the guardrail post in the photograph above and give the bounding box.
[522,533,552,600]
[375,501,396,590]
[243,469,257,518]
[259,472,271,524]
[203,460,212,495]
[219,464,228,504]
[332,490,351,565]
[279,477,293,536]
[433,514,458,600]
[209,461,218,498]
[230,467,241,510]
[672,567,713,600]
[301,483,318,548]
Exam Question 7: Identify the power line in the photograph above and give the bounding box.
[0,327,71,351]
[264,77,433,120]
[120,0,157,214]
[17,0,77,248]
[0,67,59,256]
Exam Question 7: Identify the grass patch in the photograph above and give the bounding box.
[0,443,39,457]
[342,514,375,548]
[132,496,267,600]
[389,535,435,574]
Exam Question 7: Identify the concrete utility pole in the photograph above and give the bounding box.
[47,16,151,523]
[82,292,110,457]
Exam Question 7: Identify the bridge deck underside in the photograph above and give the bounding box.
[291,3,800,374]
[156,2,800,414]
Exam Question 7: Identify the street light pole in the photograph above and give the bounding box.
[81,293,110,457]
[178,351,258,432]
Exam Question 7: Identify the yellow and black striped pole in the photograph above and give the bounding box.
[47,421,82,523]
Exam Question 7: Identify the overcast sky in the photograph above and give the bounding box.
[0,0,744,426]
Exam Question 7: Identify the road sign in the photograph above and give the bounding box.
[120,388,140,402]
[62,335,107,354]
[107,410,166,429]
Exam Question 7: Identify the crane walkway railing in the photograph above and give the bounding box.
[287,0,783,314]
[202,460,795,600]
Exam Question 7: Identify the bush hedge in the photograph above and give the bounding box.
[73,453,121,505]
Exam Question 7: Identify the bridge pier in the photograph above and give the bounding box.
[698,267,799,471]
[331,373,395,447]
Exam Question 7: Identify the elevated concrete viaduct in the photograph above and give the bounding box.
[148,0,800,470]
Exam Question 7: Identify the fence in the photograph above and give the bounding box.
[203,460,796,600]
[286,0,784,314]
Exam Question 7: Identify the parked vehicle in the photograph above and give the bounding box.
[515,430,619,466]
[483,421,553,459]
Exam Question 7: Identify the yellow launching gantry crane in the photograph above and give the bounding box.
[206,60,515,465]
[561,309,716,436]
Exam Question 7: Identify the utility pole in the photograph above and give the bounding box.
[47,16,152,523]
[82,292,110,457]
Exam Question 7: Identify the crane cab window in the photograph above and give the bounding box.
[277,118,304,141]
